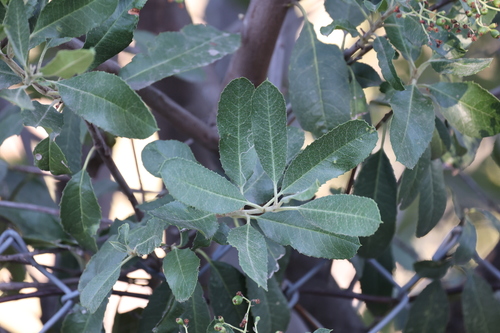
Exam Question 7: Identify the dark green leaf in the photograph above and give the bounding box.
[112,308,142,333]
[120,24,240,90]
[60,169,100,251]
[138,283,175,333]
[320,20,359,37]
[413,260,452,279]
[351,62,382,88]
[149,201,218,238]
[354,150,397,258]
[247,276,290,333]
[163,248,200,302]
[160,158,248,214]
[251,80,287,187]
[431,58,492,76]
[21,101,63,133]
[257,210,360,259]
[55,108,83,173]
[350,72,368,116]
[180,283,211,333]
[227,223,268,290]
[384,15,425,61]
[297,194,382,236]
[0,105,23,145]
[218,77,256,188]
[389,85,434,168]
[142,140,196,178]
[61,302,107,333]
[313,330,333,333]
[3,0,30,64]
[33,135,72,175]
[30,0,118,46]
[41,48,95,79]
[462,272,500,333]
[83,0,139,69]
[453,219,477,265]
[282,120,377,195]
[372,37,404,91]
[0,88,34,110]
[286,126,305,164]
[209,261,247,327]
[0,61,22,89]
[404,281,449,333]
[325,0,366,27]
[152,297,185,333]
[429,82,500,138]
[289,19,352,137]
[57,71,158,139]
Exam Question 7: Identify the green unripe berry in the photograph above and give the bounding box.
[480,7,488,15]
[494,0,500,8]
[478,26,490,36]
[232,295,243,305]
[466,0,474,6]
[465,10,473,17]
[176,318,184,325]
[436,17,447,26]
[490,29,500,38]
[214,324,227,332]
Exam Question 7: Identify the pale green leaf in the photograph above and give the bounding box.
[430,58,492,76]
[265,237,285,278]
[257,210,360,259]
[41,48,96,79]
[218,77,256,188]
[57,71,158,139]
[163,248,200,302]
[180,283,211,333]
[313,330,333,333]
[0,61,22,89]
[247,276,290,333]
[127,218,164,256]
[30,0,118,46]
[3,0,30,64]
[142,140,195,178]
[33,136,72,175]
[281,120,377,195]
[149,201,218,238]
[289,19,352,137]
[354,150,397,258]
[389,85,434,168]
[372,37,404,91]
[21,101,63,133]
[120,24,240,90]
[404,281,449,333]
[462,273,500,333]
[227,223,268,290]
[61,302,107,333]
[0,88,34,110]
[385,15,425,61]
[251,80,287,186]
[242,159,274,205]
[60,170,100,251]
[160,158,248,214]
[297,194,382,236]
[429,82,500,138]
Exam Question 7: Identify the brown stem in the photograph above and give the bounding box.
[0,248,66,264]
[86,122,143,221]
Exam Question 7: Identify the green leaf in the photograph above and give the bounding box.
[325,0,366,27]
[120,24,240,90]
[297,194,381,236]
[41,48,96,79]
[0,105,23,145]
[21,101,64,134]
[453,219,477,265]
[142,140,196,178]
[389,85,434,169]
[430,58,492,76]
[79,238,128,313]
[384,15,425,61]
[413,260,451,279]
[61,302,107,333]
[33,135,72,175]
[429,82,500,138]
[160,158,248,214]
[351,62,382,88]
[127,218,164,255]
[218,77,257,188]
[242,159,274,205]
[282,120,378,195]
[60,170,100,251]
[257,210,360,259]
[0,61,22,89]
[163,248,200,302]
[227,223,268,290]
[83,0,139,69]
[417,159,446,237]
[320,20,359,37]
[138,283,176,333]
[462,272,500,333]
[350,72,368,117]
[0,88,34,110]
[180,283,211,333]
[149,201,218,238]
[289,19,352,137]
[372,37,404,91]
[57,71,158,139]
[251,80,287,187]
[354,150,397,258]
[247,276,290,333]
[209,261,247,327]
[206,319,234,333]
[286,126,305,164]
[3,0,30,64]
[404,281,449,333]
[265,237,285,278]
[30,0,118,47]
[151,293,185,333]
[313,330,332,333]
[55,108,83,173]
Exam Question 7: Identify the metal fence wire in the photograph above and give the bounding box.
[1,224,500,333]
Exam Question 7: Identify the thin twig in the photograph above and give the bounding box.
[0,248,66,263]
[130,139,146,203]
[9,165,70,181]
[0,278,80,291]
